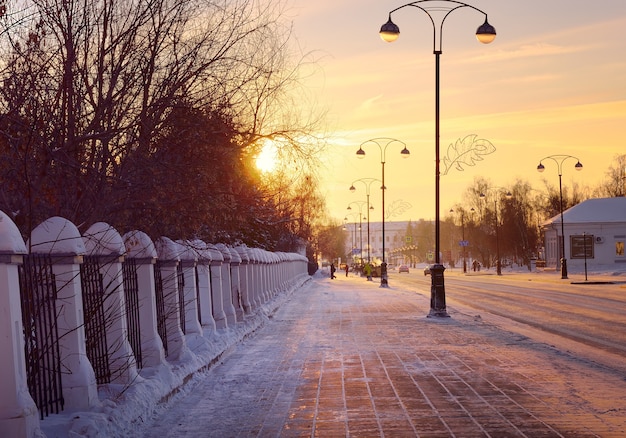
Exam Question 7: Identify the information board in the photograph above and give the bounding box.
[570,235,594,259]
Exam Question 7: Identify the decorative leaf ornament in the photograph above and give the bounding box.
[386,199,412,220]
[442,134,496,175]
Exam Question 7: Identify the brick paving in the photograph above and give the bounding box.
[139,276,626,437]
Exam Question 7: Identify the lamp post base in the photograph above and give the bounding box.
[428,264,449,318]
[560,258,568,279]
[380,262,389,288]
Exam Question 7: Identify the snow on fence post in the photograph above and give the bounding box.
[0,210,41,438]
[285,253,296,288]
[83,222,140,384]
[276,252,291,292]
[174,241,202,337]
[227,247,244,322]
[214,244,237,326]
[235,246,253,314]
[122,231,166,368]
[154,237,187,360]
[206,244,227,329]
[270,252,279,298]
[249,248,263,306]
[260,249,272,303]
[246,248,260,309]
[261,250,272,302]
[265,251,274,299]
[28,217,99,411]
[189,240,216,332]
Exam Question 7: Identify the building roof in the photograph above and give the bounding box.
[545,197,626,225]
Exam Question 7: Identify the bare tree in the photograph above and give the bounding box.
[593,154,626,198]
[0,0,325,250]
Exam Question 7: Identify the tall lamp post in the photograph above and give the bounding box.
[536,155,583,279]
[356,138,410,287]
[480,189,512,275]
[345,213,360,265]
[347,201,368,268]
[380,0,496,316]
[350,178,380,279]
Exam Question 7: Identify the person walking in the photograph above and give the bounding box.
[363,263,372,280]
[330,263,336,279]
[345,263,349,277]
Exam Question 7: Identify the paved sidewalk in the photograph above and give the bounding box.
[139,274,626,437]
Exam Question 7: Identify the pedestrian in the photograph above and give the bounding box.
[345,263,349,277]
[363,263,372,279]
[330,263,336,279]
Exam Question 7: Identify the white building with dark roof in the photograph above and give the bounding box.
[541,197,626,271]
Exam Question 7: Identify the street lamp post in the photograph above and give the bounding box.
[347,201,368,269]
[536,155,583,279]
[350,178,381,281]
[345,213,360,265]
[380,0,496,316]
[356,138,410,288]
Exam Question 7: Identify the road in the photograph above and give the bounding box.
[390,268,626,375]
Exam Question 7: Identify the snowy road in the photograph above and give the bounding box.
[136,272,626,437]
[392,270,626,375]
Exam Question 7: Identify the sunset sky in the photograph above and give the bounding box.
[284,0,626,224]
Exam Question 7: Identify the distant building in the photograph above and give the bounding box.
[541,197,626,271]
[343,220,413,264]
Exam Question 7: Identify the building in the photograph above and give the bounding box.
[541,197,626,271]
[344,220,415,265]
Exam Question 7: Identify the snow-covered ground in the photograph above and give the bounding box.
[38,265,626,437]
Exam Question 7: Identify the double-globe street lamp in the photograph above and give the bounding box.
[350,178,380,280]
[379,0,496,316]
[480,189,512,275]
[536,155,583,279]
[356,138,410,288]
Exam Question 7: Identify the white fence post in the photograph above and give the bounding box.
[29,217,99,411]
[174,241,202,336]
[123,231,166,368]
[154,237,187,360]
[83,222,140,384]
[215,244,237,326]
[227,247,244,322]
[206,244,227,329]
[0,210,41,438]
[235,246,253,314]
[189,240,216,332]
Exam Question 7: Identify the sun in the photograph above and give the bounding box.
[256,140,278,173]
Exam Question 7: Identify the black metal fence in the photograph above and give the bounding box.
[16,252,228,419]
[122,258,142,369]
[80,256,111,385]
[18,254,64,420]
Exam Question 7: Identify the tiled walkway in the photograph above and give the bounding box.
[139,276,626,437]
